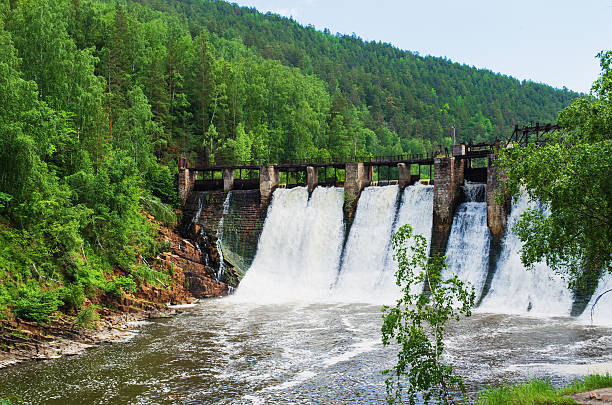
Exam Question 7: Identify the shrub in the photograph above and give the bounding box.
[105,276,137,297]
[60,283,85,312]
[75,306,100,330]
[131,265,169,288]
[140,195,177,226]
[12,287,62,323]
[560,373,612,395]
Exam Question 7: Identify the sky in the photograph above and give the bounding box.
[232,0,612,94]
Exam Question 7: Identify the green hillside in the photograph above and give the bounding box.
[0,0,577,320]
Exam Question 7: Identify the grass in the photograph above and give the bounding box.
[478,373,612,405]
[560,373,612,395]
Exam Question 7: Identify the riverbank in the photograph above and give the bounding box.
[0,219,231,369]
[478,374,612,404]
[0,306,181,369]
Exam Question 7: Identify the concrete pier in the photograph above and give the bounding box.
[343,162,372,222]
[178,168,196,204]
[398,163,412,189]
[259,165,280,205]
[431,156,462,256]
[307,166,318,193]
[486,153,510,241]
[223,168,234,192]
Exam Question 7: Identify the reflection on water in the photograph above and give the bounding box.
[0,299,611,404]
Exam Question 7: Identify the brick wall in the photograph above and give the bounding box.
[218,190,267,277]
[181,190,267,279]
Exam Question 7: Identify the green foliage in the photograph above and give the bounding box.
[131,264,170,288]
[0,396,22,405]
[478,379,576,405]
[75,306,100,330]
[498,51,612,288]
[60,283,85,312]
[145,164,179,207]
[559,373,612,395]
[140,195,177,227]
[105,276,137,297]
[381,225,475,405]
[13,287,62,323]
[478,374,612,405]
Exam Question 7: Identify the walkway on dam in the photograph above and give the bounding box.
[178,122,558,263]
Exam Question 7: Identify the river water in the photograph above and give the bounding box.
[1,185,611,403]
[0,300,611,404]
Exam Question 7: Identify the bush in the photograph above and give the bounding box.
[478,375,612,405]
[146,164,179,206]
[12,287,62,323]
[131,265,169,288]
[75,306,100,330]
[105,276,137,297]
[140,195,177,226]
[60,283,85,312]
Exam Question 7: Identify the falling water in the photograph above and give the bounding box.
[581,273,612,326]
[233,187,345,303]
[334,185,400,303]
[192,193,204,224]
[380,183,434,294]
[478,193,573,316]
[443,182,490,301]
[215,193,231,282]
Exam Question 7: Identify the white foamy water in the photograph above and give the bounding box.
[233,187,345,303]
[443,182,490,301]
[478,193,573,316]
[334,185,400,303]
[215,193,231,282]
[580,272,612,326]
[380,183,434,295]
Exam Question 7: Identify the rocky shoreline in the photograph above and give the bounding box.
[0,217,235,370]
[0,306,182,369]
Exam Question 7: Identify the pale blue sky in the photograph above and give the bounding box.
[232,0,612,93]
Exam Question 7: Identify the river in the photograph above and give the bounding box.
[0,299,611,404]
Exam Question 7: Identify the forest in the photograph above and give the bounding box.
[0,0,578,321]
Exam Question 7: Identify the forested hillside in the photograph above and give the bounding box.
[0,0,577,321]
[134,0,578,158]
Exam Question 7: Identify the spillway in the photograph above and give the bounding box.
[478,193,573,316]
[580,273,612,326]
[334,185,400,303]
[380,183,434,295]
[443,182,490,301]
[234,186,345,302]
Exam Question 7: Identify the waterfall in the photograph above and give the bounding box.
[478,193,573,316]
[380,183,434,295]
[334,185,400,303]
[443,182,490,301]
[580,273,612,326]
[234,184,435,304]
[215,193,231,282]
[233,187,345,302]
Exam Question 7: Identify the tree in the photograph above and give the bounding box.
[498,51,612,293]
[381,225,475,405]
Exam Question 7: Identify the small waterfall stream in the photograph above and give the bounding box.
[381,183,434,295]
[581,273,612,326]
[443,182,490,301]
[214,193,231,283]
